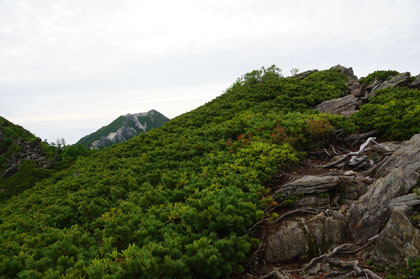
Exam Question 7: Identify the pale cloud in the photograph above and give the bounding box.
[1,0,419,143]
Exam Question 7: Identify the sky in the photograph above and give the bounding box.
[1,0,419,144]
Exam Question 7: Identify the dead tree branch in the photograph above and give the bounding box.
[344,130,377,146]
[320,137,381,168]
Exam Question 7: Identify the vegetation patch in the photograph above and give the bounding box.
[359,70,400,85]
[351,87,420,140]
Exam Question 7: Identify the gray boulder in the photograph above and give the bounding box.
[348,168,419,243]
[339,176,368,200]
[373,204,420,268]
[409,74,420,89]
[330,65,357,80]
[264,213,344,263]
[264,220,310,263]
[364,72,412,100]
[368,141,401,154]
[375,72,411,91]
[374,134,420,178]
[348,80,364,97]
[306,213,344,254]
[315,95,358,116]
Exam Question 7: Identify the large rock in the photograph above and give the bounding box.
[306,213,344,254]
[264,221,310,263]
[374,134,420,178]
[264,214,344,263]
[409,74,420,89]
[376,72,411,91]
[364,72,412,100]
[347,80,364,97]
[338,176,368,200]
[368,141,401,154]
[348,168,419,243]
[315,95,358,116]
[330,65,357,80]
[373,204,420,268]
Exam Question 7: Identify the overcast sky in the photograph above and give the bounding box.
[1,0,419,144]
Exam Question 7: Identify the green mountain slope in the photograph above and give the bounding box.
[0,117,91,201]
[0,117,56,201]
[77,110,169,149]
[0,66,418,279]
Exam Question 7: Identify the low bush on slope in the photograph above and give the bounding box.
[359,70,399,85]
[352,87,420,140]
[1,67,356,279]
[0,117,90,201]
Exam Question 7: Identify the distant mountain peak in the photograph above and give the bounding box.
[77,110,169,149]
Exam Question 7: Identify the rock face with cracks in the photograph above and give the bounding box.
[315,95,359,117]
[348,168,419,243]
[264,214,344,263]
[373,134,420,178]
[373,204,420,268]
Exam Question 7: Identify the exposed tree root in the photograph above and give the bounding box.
[257,268,296,279]
[326,258,383,279]
[257,235,381,279]
[246,218,270,233]
[302,243,354,271]
[269,207,321,224]
[344,130,377,146]
[320,137,386,169]
[325,270,353,278]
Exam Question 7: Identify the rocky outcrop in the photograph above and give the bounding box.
[375,72,411,91]
[409,74,420,89]
[294,69,318,80]
[264,213,344,263]
[367,141,401,153]
[373,204,420,268]
[373,134,420,178]
[262,134,420,273]
[1,136,52,179]
[315,68,414,118]
[363,72,412,100]
[348,80,363,97]
[315,95,359,117]
[330,65,357,80]
[306,213,344,254]
[348,168,419,243]
[337,175,368,201]
[264,220,310,263]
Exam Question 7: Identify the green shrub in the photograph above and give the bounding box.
[351,87,420,140]
[360,70,400,85]
[0,160,53,201]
